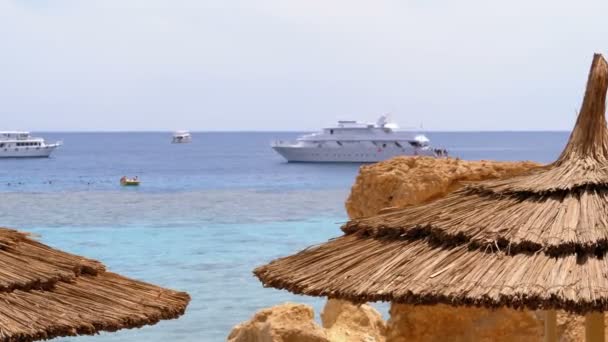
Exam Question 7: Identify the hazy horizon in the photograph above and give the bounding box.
[1,1,607,131]
[29,128,573,133]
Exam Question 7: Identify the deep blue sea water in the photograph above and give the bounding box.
[0,132,569,341]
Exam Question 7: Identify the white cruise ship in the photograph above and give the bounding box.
[272,115,446,163]
[0,132,62,158]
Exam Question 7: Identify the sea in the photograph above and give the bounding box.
[0,131,569,341]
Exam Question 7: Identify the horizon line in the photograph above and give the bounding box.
[27,129,573,133]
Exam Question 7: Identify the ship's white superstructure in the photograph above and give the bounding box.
[272,115,446,163]
[172,131,192,144]
[0,132,61,158]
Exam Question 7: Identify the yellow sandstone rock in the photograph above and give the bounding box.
[386,304,543,342]
[227,303,330,342]
[241,156,604,341]
[345,156,540,219]
[321,299,386,342]
[344,156,592,342]
[227,301,387,342]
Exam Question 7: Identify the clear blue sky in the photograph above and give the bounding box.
[0,0,606,131]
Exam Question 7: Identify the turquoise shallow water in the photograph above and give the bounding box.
[4,189,349,341]
[30,218,342,341]
[0,132,569,341]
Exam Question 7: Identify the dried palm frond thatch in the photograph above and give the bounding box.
[255,54,608,315]
[0,228,189,341]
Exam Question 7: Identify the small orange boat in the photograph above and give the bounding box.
[120,176,140,186]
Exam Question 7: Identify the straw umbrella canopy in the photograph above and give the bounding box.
[0,227,189,341]
[255,54,608,320]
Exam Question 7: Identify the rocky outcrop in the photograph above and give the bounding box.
[386,304,608,342]
[346,156,540,218]
[227,303,330,342]
[386,304,543,342]
[322,299,386,342]
[241,157,596,341]
[344,156,590,342]
[227,301,386,342]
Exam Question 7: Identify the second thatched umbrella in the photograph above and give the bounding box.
[0,227,189,341]
[255,54,608,342]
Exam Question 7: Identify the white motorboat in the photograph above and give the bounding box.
[272,115,447,163]
[172,131,192,144]
[0,132,61,158]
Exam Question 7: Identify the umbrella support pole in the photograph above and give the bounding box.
[585,312,604,342]
[544,310,557,342]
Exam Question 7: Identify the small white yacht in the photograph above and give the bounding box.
[272,115,447,163]
[172,131,192,144]
[0,132,61,158]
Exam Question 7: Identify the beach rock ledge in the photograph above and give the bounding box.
[238,156,606,341]
[228,301,386,342]
[346,156,540,218]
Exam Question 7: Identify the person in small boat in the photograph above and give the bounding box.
[120,176,140,185]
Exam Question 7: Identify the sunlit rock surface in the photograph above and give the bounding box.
[345,156,592,342]
[386,304,543,342]
[242,156,608,341]
[321,299,386,342]
[227,303,330,342]
[345,156,540,219]
[227,301,386,342]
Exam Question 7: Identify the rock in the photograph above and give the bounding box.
[554,312,608,341]
[344,156,594,342]
[556,312,583,342]
[237,157,584,341]
[386,304,543,342]
[345,156,540,218]
[227,302,330,342]
[385,304,604,342]
[321,299,386,342]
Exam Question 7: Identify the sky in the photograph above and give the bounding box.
[0,0,607,131]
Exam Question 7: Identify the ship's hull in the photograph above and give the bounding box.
[0,145,59,158]
[272,145,436,163]
[172,137,192,143]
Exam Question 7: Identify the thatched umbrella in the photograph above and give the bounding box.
[0,227,189,341]
[255,54,608,342]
